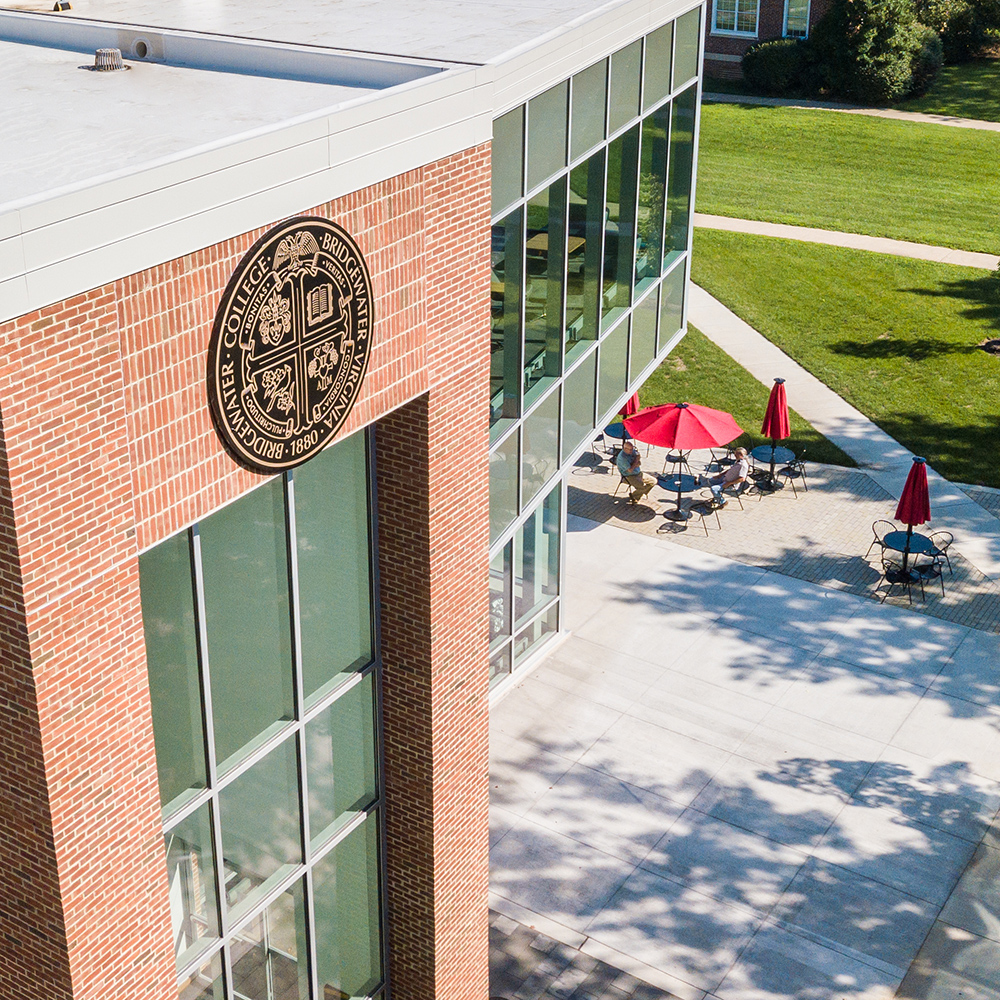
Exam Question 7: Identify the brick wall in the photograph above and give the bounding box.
[376,144,492,1000]
[0,142,492,998]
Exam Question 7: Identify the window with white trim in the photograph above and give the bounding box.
[784,0,810,37]
[713,0,759,34]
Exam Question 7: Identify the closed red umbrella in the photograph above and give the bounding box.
[619,392,641,417]
[623,402,742,450]
[759,377,791,487]
[761,378,790,442]
[895,456,931,571]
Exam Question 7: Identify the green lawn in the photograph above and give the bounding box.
[692,228,1000,486]
[697,103,1000,253]
[639,324,858,467]
[896,58,1000,122]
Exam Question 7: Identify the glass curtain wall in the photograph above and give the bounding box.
[488,7,701,681]
[139,430,385,1000]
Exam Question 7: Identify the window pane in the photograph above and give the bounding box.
[294,433,372,706]
[490,645,512,685]
[665,85,697,263]
[598,320,630,421]
[490,542,512,647]
[660,259,686,350]
[491,207,523,439]
[306,674,377,850]
[608,40,642,134]
[636,106,669,293]
[139,532,206,813]
[675,7,702,82]
[571,60,607,159]
[200,478,293,771]
[643,23,674,109]
[489,429,519,545]
[492,106,524,218]
[165,803,220,969]
[527,82,568,192]
[230,879,309,1000]
[561,348,597,463]
[565,153,604,364]
[514,486,560,627]
[631,288,658,384]
[522,386,560,509]
[524,177,566,405]
[179,952,225,1000]
[313,812,383,1000]
[514,603,559,663]
[602,125,640,330]
[715,0,738,31]
[785,0,810,37]
[218,737,301,923]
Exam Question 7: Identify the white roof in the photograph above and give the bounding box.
[0,0,702,322]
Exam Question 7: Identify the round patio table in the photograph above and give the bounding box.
[883,531,934,555]
[604,422,630,440]
[750,444,796,493]
[659,473,697,521]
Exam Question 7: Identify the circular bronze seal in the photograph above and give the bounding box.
[207,216,374,473]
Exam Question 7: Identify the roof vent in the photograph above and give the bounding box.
[93,47,128,71]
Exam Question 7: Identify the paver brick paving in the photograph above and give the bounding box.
[568,448,1000,634]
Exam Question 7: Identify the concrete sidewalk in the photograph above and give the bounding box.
[688,283,1000,580]
[490,517,1000,999]
[693,213,1000,271]
[703,91,1000,133]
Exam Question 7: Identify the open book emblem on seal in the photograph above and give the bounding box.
[207,217,374,472]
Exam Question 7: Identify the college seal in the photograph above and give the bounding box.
[207,216,374,473]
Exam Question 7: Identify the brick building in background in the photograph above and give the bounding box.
[703,0,831,77]
[0,0,703,997]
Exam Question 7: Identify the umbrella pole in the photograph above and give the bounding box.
[902,523,913,573]
[769,439,777,484]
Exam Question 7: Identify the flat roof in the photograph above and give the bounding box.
[42,0,605,65]
[0,38,378,207]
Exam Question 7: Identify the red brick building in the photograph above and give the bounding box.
[0,0,703,997]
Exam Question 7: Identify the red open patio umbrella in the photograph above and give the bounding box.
[759,377,791,486]
[623,401,742,451]
[618,392,641,418]
[895,456,931,571]
[624,403,743,519]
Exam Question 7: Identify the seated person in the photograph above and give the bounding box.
[616,440,656,504]
[700,447,750,505]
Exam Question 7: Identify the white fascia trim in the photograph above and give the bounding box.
[0,64,493,324]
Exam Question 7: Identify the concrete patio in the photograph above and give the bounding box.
[489,470,1000,998]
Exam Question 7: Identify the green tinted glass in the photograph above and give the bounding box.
[313,813,383,1000]
[218,737,301,923]
[294,433,372,706]
[200,477,293,771]
[527,83,568,192]
[230,879,309,1000]
[598,320,630,420]
[643,23,674,109]
[561,349,597,462]
[306,673,377,849]
[490,430,519,543]
[673,7,701,89]
[571,60,607,159]
[521,387,560,509]
[139,531,206,812]
[164,802,220,968]
[492,106,524,217]
[178,952,225,1000]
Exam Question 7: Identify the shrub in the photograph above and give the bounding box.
[914,0,1000,61]
[742,38,805,94]
[909,25,944,93]
[806,0,922,103]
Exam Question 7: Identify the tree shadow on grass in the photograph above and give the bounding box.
[903,271,1000,333]
[827,336,981,360]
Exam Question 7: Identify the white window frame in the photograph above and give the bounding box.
[783,0,811,37]
[711,0,761,36]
